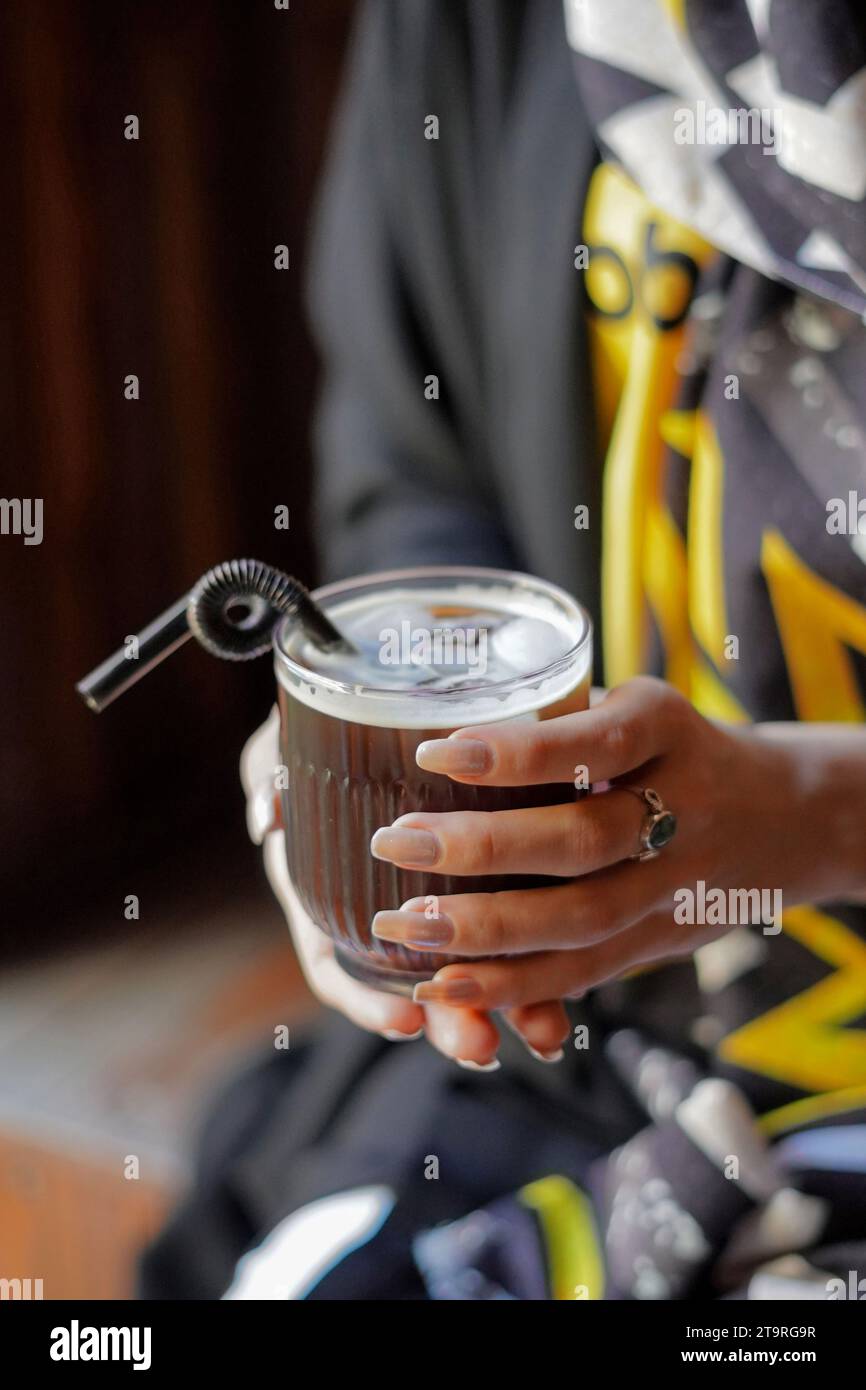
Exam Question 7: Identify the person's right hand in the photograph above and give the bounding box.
[241,710,570,1068]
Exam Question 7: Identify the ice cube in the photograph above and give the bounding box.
[490,616,569,675]
[340,604,434,680]
[346,603,433,647]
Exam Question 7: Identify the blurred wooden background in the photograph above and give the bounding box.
[0,0,354,1299]
[0,0,355,955]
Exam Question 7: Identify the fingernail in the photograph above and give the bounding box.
[413,976,482,1004]
[456,1058,501,1072]
[415,738,492,776]
[383,1029,424,1042]
[372,910,455,948]
[526,1046,564,1064]
[370,826,440,867]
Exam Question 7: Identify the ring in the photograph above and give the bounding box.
[620,786,677,861]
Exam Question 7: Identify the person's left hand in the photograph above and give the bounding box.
[368,676,846,1012]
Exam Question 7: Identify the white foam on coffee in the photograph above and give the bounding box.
[275,581,591,729]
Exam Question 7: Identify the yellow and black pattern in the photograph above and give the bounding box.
[565,0,866,314]
[571,2,866,1129]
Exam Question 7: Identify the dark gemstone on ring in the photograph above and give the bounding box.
[648,812,677,850]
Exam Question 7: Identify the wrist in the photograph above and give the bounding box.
[753,723,866,903]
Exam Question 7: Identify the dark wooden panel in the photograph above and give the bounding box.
[0,0,355,951]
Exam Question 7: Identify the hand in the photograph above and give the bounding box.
[369,676,866,1012]
[241,710,570,1067]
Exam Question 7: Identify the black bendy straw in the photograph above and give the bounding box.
[76,558,356,713]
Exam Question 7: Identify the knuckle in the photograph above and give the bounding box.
[630,674,667,702]
[508,726,547,782]
[467,814,498,874]
[568,803,605,868]
[598,716,637,768]
[643,675,688,733]
[662,696,685,728]
[480,897,509,954]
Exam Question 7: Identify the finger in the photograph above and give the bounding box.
[312,947,426,1037]
[240,705,281,797]
[372,856,670,957]
[370,788,645,878]
[263,835,425,1038]
[241,706,285,843]
[422,1003,501,1069]
[415,676,682,786]
[247,782,284,844]
[502,1000,570,1062]
[415,913,678,1011]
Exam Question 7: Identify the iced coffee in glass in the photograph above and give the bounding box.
[275,566,592,995]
